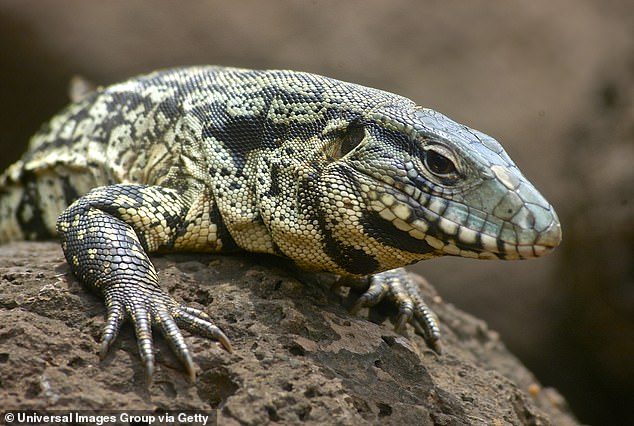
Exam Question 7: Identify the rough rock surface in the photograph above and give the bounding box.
[0,241,578,425]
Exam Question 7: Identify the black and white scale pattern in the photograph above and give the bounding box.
[0,66,561,381]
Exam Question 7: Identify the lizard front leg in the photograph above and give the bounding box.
[56,184,231,383]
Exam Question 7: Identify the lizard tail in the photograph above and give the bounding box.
[0,162,78,243]
[0,153,112,243]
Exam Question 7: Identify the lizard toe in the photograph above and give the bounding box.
[155,308,196,383]
[127,305,156,384]
[349,276,387,314]
[173,305,233,353]
[412,303,442,353]
[100,296,125,358]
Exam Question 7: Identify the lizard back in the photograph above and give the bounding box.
[0,66,410,257]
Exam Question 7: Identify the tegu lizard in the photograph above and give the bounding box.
[0,67,562,382]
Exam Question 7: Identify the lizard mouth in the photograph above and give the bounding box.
[364,177,561,260]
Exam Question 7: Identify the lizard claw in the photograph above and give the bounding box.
[349,268,441,352]
[100,298,125,358]
[101,284,231,383]
[173,305,233,353]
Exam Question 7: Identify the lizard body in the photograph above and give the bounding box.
[0,66,561,381]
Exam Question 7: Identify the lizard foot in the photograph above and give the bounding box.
[348,268,442,353]
[100,282,232,384]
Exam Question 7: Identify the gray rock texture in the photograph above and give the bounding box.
[0,241,578,425]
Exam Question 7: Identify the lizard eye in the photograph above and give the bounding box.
[424,148,457,177]
[339,120,366,156]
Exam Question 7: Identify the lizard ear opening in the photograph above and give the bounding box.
[337,119,366,158]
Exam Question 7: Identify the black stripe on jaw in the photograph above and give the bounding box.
[360,210,436,255]
[321,232,380,275]
[298,165,379,275]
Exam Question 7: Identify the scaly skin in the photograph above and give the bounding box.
[0,66,562,382]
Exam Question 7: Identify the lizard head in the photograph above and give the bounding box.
[325,106,562,264]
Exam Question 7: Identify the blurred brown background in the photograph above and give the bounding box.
[0,1,632,424]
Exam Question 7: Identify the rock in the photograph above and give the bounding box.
[0,241,579,425]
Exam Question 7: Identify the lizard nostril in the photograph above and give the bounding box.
[494,192,522,221]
